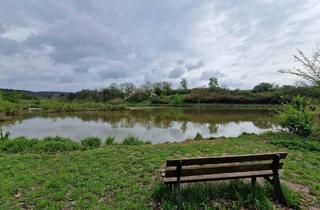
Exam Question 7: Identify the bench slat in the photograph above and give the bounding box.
[164,170,273,184]
[166,152,287,167]
[165,162,282,177]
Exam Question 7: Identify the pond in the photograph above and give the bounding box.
[0,107,278,143]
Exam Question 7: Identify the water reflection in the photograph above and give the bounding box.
[0,107,278,143]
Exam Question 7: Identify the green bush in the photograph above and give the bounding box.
[36,139,81,153]
[0,137,38,153]
[105,136,116,145]
[170,94,183,105]
[277,96,316,137]
[81,137,102,149]
[122,135,149,145]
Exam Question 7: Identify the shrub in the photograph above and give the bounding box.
[81,137,102,149]
[36,139,81,153]
[0,137,38,153]
[194,132,204,140]
[170,94,183,105]
[277,96,316,137]
[150,95,169,104]
[122,135,147,145]
[126,90,149,103]
[105,136,116,145]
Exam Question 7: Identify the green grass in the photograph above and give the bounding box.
[153,181,300,210]
[0,133,319,209]
[122,135,150,145]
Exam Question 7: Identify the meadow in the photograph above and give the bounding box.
[0,132,319,209]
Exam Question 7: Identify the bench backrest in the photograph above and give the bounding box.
[165,152,287,178]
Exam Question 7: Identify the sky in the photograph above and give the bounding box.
[0,0,320,92]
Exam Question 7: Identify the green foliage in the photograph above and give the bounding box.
[105,136,116,145]
[170,94,183,105]
[150,95,169,104]
[81,137,102,149]
[194,132,204,140]
[180,78,188,90]
[0,137,38,153]
[126,90,149,103]
[270,137,320,152]
[0,130,10,140]
[208,77,220,91]
[153,181,300,210]
[291,95,309,111]
[39,100,127,112]
[36,137,81,153]
[264,182,301,209]
[122,135,149,145]
[0,136,81,153]
[0,133,317,209]
[252,83,274,93]
[277,96,316,137]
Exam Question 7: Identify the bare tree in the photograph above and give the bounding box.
[281,47,320,87]
[141,81,153,96]
[120,82,136,95]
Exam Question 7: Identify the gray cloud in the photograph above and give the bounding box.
[200,70,225,80]
[185,61,204,71]
[0,0,320,91]
[169,67,185,79]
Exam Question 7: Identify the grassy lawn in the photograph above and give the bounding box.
[0,133,319,209]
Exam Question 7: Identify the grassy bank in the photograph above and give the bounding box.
[0,132,319,209]
[0,100,128,121]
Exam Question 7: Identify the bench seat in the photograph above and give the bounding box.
[163,170,274,184]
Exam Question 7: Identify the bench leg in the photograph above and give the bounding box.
[251,177,256,187]
[176,160,182,210]
[272,154,287,205]
[273,170,287,205]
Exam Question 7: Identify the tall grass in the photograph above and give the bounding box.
[153,181,301,210]
[0,130,10,141]
[0,135,152,153]
[122,135,150,145]
[81,137,102,149]
[105,136,116,145]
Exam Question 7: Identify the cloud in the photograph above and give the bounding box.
[185,61,204,71]
[169,67,185,79]
[1,26,40,42]
[0,0,320,91]
[200,70,225,80]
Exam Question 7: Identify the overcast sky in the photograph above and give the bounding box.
[0,0,320,91]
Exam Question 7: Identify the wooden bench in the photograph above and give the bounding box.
[161,152,288,209]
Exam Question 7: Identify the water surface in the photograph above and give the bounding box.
[0,107,278,143]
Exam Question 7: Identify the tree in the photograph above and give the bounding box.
[161,82,172,95]
[208,77,219,91]
[180,78,188,90]
[120,82,136,96]
[280,47,320,87]
[153,82,162,96]
[252,83,274,93]
[141,81,153,96]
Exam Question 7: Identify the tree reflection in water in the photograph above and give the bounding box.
[0,107,278,142]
